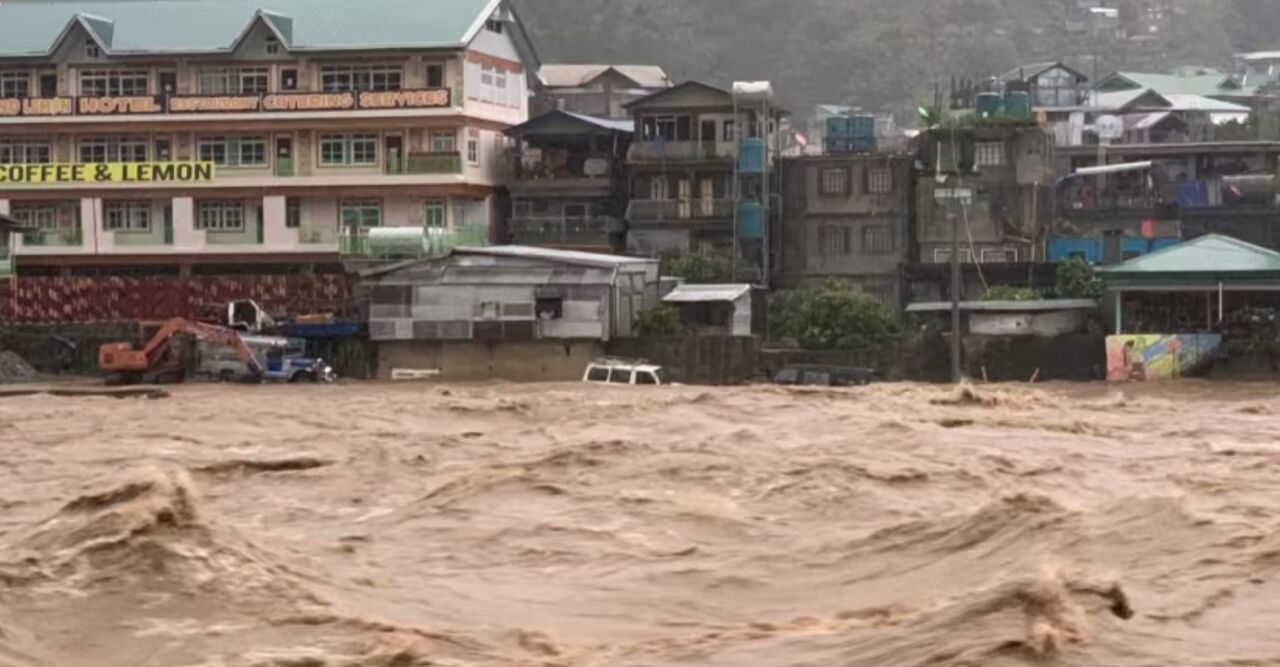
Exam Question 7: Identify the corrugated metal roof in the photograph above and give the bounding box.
[1100,234,1280,276]
[561,112,634,133]
[1106,71,1244,97]
[538,64,670,89]
[454,245,657,268]
[905,300,1099,313]
[0,0,497,56]
[662,283,752,303]
[1162,94,1251,112]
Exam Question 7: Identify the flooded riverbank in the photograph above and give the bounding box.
[2,381,1278,666]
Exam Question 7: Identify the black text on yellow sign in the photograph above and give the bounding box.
[0,162,216,186]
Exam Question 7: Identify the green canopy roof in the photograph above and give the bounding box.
[1101,234,1280,288]
[0,0,500,56]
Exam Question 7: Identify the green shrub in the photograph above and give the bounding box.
[778,281,900,350]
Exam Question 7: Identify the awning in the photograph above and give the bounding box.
[662,283,752,303]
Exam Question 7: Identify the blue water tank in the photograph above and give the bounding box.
[975,92,1003,116]
[1004,91,1031,118]
[826,116,853,138]
[738,138,765,173]
[737,201,765,238]
[851,115,876,140]
[1150,237,1180,252]
[1122,237,1151,257]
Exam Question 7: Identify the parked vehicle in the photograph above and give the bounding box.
[100,317,263,385]
[197,335,335,383]
[772,365,875,387]
[582,358,664,386]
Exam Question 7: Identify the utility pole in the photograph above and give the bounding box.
[949,181,962,383]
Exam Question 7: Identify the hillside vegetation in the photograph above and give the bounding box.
[515,0,1276,116]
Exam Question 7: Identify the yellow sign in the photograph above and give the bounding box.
[0,162,215,186]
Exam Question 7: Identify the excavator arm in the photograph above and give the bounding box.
[99,317,263,380]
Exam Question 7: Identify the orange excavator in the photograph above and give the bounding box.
[99,317,263,385]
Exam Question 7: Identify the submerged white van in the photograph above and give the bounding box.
[582,358,665,386]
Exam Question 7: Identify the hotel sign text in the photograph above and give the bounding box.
[0,89,451,118]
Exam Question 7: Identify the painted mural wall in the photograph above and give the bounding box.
[1105,334,1222,382]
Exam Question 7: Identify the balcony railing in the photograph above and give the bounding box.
[626,198,735,223]
[510,216,618,246]
[627,141,735,162]
[385,152,462,175]
[21,227,83,247]
[340,224,487,258]
[508,152,617,180]
[274,158,294,177]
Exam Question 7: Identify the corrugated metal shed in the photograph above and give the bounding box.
[662,284,753,303]
[0,0,497,56]
[906,300,1099,313]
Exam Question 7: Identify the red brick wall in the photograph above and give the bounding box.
[0,274,352,323]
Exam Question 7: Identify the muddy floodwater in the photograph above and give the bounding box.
[2,381,1279,666]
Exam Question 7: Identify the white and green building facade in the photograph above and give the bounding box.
[0,0,537,275]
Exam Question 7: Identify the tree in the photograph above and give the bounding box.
[1056,256,1103,300]
[661,247,732,284]
[634,304,683,337]
[778,281,900,350]
[983,285,1038,301]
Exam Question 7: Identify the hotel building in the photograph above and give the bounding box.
[0,0,537,276]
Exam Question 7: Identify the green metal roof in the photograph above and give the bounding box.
[0,0,499,56]
[1101,234,1280,287]
[1099,71,1249,97]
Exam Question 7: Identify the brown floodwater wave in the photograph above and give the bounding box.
[2,380,1280,666]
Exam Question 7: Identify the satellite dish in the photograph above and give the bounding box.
[1096,114,1124,141]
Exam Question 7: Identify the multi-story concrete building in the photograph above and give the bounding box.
[778,153,913,308]
[504,110,633,253]
[532,65,669,120]
[0,0,537,276]
[623,81,782,259]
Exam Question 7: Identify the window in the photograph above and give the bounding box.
[85,40,101,59]
[862,225,895,254]
[480,65,494,87]
[467,138,479,164]
[650,175,669,200]
[0,71,28,99]
[980,247,1018,263]
[535,297,563,320]
[79,70,149,97]
[265,36,281,55]
[319,133,377,166]
[819,225,850,256]
[281,69,298,91]
[608,369,632,384]
[643,115,691,142]
[495,68,507,91]
[635,371,658,386]
[197,67,269,95]
[320,65,401,92]
[933,247,974,263]
[866,168,893,194]
[820,168,848,196]
[424,200,446,228]
[563,203,587,219]
[104,201,151,231]
[197,200,245,231]
[79,137,148,163]
[975,141,1005,167]
[286,198,301,228]
[0,138,51,164]
[197,136,267,167]
[586,366,609,382]
[723,120,735,142]
[485,18,504,34]
[10,203,54,230]
[430,130,456,152]
[340,199,381,227]
[425,63,446,88]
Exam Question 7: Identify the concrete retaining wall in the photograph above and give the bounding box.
[607,336,759,385]
[375,340,605,382]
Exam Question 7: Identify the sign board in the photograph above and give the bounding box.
[1095,114,1124,141]
[0,89,450,118]
[0,162,215,186]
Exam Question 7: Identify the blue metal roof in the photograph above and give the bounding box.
[0,0,499,56]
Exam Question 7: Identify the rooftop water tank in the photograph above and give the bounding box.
[732,81,774,103]
[738,137,765,173]
[1004,91,1032,118]
[737,201,765,238]
[367,227,427,257]
[976,92,1003,117]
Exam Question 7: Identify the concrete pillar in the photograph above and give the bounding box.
[171,196,199,249]
[0,199,9,216]
[261,195,290,248]
[81,198,105,253]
